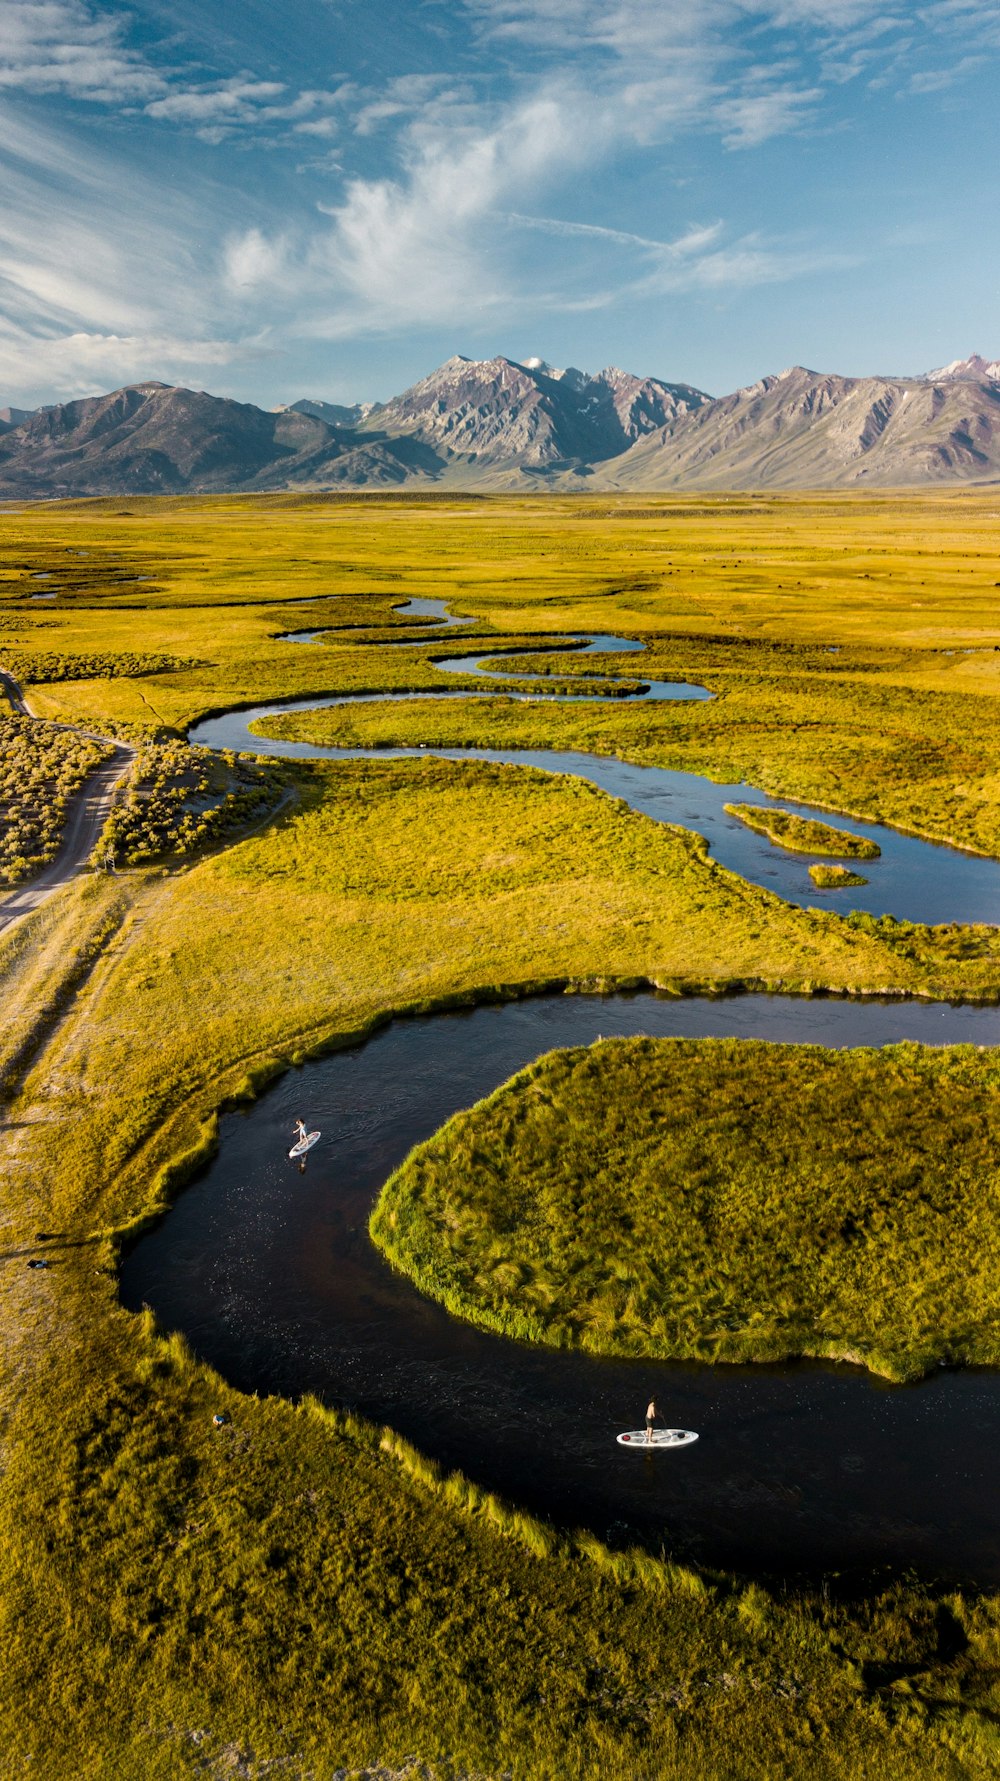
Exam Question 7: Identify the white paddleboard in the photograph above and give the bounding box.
[617,1429,698,1449]
[288,1130,321,1159]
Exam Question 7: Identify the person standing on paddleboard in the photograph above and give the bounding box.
[645,1398,658,1444]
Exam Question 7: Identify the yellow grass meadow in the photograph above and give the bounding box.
[2,490,1000,1776]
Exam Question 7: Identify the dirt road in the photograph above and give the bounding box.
[0,670,135,934]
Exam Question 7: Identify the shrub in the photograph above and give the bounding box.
[94,740,287,866]
[0,715,114,884]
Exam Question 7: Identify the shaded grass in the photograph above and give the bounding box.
[372,1035,1000,1381]
[5,1298,994,1779]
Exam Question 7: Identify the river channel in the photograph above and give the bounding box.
[120,599,1000,1589]
[198,598,1000,926]
[121,990,1000,1589]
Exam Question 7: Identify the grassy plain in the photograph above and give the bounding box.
[2,489,1000,1773]
[372,1035,1000,1381]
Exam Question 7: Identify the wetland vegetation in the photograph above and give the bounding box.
[4,489,1000,1774]
[724,803,881,859]
[810,862,869,888]
[372,1035,1000,1381]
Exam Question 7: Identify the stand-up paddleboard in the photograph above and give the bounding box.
[289,1130,321,1159]
[617,1429,698,1449]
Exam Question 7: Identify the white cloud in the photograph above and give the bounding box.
[0,3,346,146]
[295,87,602,332]
[145,80,286,125]
[0,104,268,402]
[220,68,857,346]
[717,82,823,146]
[507,214,726,253]
[0,1,164,101]
[223,228,289,292]
[506,208,854,301]
[463,0,993,127]
[0,324,269,397]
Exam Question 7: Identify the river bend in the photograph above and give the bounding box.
[120,598,1000,1587]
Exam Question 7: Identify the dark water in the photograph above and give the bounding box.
[153,605,1000,1585]
[122,991,1000,1587]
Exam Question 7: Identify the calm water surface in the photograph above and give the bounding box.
[122,992,1000,1588]
[194,595,1000,926]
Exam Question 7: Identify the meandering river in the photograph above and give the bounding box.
[120,598,1000,1587]
[197,598,1000,926]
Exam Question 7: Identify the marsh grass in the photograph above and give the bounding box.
[811,863,869,888]
[5,1293,990,1780]
[4,491,1000,1772]
[724,804,881,859]
[372,1035,1000,1381]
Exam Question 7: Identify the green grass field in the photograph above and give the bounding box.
[3,490,1000,1774]
[372,1035,1000,1381]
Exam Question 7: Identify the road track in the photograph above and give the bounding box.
[0,669,135,935]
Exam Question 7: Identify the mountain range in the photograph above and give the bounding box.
[2,353,999,498]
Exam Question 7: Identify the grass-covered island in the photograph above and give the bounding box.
[725,803,881,859]
[809,862,870,888]
[372,1035,1000,1382]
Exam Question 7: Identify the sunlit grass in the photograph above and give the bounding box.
[373,1035,1000,1381]
[724,804,880,859]
[4,489,1000,1772]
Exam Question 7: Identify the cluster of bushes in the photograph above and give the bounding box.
[0,715,114,884]
[95,740,286,866]
[2,650,197,685]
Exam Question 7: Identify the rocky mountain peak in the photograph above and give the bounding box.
[7,349,1000,497]
[925,353,1000,382]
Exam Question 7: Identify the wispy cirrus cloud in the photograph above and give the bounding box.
[0,1,346,144]
[220,70,855,345]
[462,0,995,127]
[506,210,855,301]
[275,88,596,332]
[1,0,997,403]
[0,106,268,400]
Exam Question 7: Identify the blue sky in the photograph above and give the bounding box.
[1,0,998,407]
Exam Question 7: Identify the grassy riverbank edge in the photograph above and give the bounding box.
[101,969,1000,1267]
[369,1033,1000,1385]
